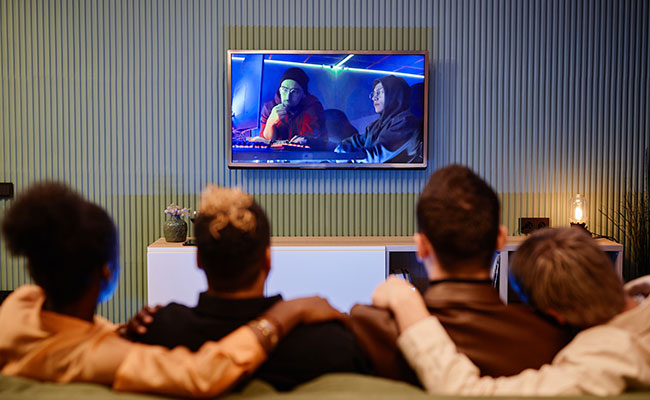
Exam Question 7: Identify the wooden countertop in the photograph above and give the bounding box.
[149,236,417,248]
[149,236,622,249]
[501,236,622,251]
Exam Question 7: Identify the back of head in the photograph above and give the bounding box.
[511,227,625,328]
[195,185,270,292]
[416,164,500,271]
[2,182,118,307]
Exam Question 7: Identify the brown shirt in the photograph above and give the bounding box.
[350,279,574,384]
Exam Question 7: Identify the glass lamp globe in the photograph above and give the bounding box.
[569,193,588,227]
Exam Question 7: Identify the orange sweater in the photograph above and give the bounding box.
[0,285,265,398]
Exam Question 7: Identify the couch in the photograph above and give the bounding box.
[2,373,650,400]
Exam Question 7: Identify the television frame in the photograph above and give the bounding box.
[227,50,429,169]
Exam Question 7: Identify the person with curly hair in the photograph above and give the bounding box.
[0,183,344,397]
[131,184,372,391]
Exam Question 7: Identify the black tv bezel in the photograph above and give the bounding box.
[227,50,429,170]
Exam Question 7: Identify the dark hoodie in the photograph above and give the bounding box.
[336,75,422,163]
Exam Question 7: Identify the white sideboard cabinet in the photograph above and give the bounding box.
[147,236,623,309]
[147,237,416,312]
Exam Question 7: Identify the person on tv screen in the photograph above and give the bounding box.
[258,67,328,149]
[334,75,422,164]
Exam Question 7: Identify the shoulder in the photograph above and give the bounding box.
[286,320,357,346]
[562,325,635,357]
[148,303,198,330]
[609,297,650,335]
[504,304,569,334]
[426,289,572,352]
[152,302,193,319]
[273,319,365,363]
[301,95,325,113]
[549,325,648,392]
[438,299,571,341]
[0,286,47,331]
[132,303,195,346]
[349,305,414,380]
[349,304,399,344]
[385,110,420,131]
[4,285,43,304]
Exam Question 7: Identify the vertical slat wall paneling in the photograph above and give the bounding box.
[1,0,648,321]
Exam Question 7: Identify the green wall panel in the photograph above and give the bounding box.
[1,0,648,322]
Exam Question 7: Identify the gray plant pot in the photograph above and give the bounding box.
[164,216,187,242]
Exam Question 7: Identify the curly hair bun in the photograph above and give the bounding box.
[199,185,257,239]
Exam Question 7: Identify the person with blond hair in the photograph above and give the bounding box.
[132,184,371,390]
[373,227,650,396]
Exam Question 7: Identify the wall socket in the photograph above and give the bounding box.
[519,217,550,234]
[0,183,13,199]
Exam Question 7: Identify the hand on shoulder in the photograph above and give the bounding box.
[261,296,346,339]
[118,305,162,339]
[372,276,429,332]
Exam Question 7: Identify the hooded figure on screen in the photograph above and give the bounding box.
[259,67,328,149]
[335,75,422,164]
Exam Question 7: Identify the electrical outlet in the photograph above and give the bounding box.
[0,183,13,199]
[519,217,550,234]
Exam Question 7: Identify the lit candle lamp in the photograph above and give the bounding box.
[569,193,589,233]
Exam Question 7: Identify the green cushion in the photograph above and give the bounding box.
[2,373,650,399]
[0,373,168,399]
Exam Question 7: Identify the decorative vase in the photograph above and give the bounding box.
[164,216,187,242]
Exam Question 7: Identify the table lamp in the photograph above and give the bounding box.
[569,193,589,233]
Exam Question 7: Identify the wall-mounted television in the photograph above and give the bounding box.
[228,50,429,169]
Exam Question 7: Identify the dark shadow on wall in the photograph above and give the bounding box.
[427,60,456,170]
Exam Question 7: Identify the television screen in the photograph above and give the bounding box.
[228,50,429,169]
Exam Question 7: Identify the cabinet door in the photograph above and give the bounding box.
[147,249,207,307]
[266,246,386,312]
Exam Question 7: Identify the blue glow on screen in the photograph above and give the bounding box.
[229,52,427,167]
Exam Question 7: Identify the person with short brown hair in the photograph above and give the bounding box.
[350,165,573,383]
[416,163,501,271]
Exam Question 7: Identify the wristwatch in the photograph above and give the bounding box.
[247,317,279,354]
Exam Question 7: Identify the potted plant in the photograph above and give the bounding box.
[163,204,190,242]
[602,148,650,281]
